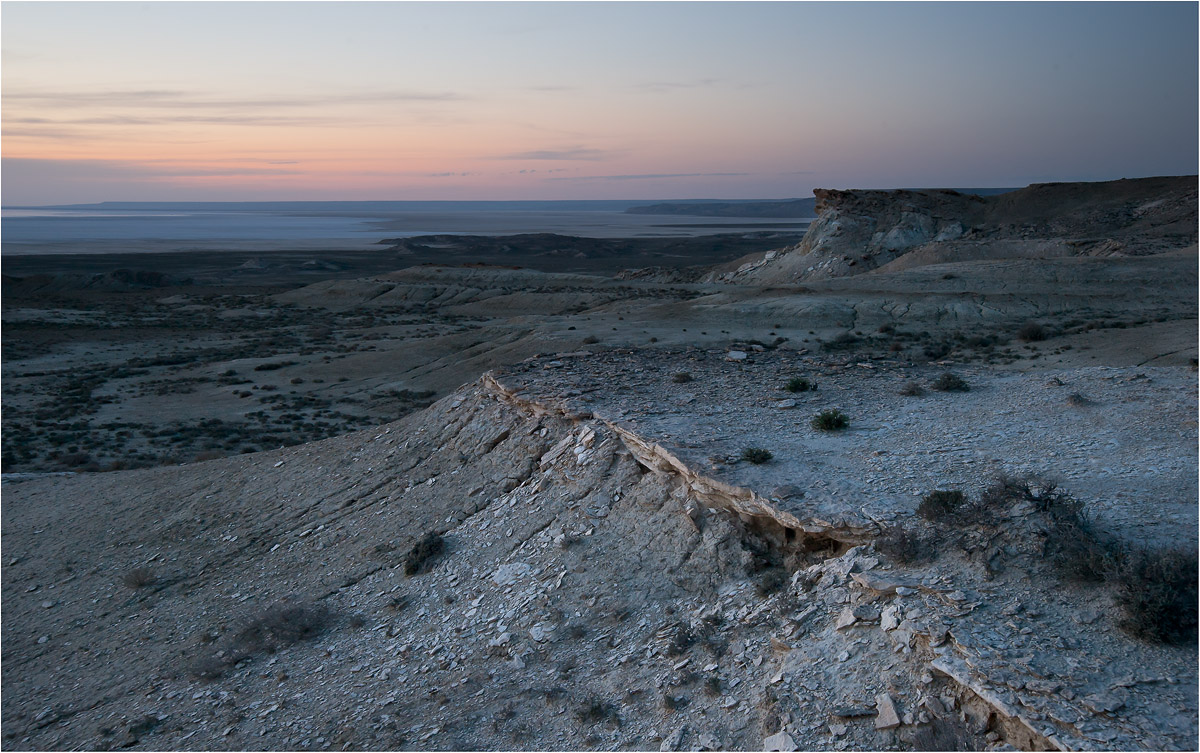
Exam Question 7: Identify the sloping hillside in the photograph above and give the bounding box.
[3,361,1196,751]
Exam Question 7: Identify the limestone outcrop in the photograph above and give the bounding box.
[708,176,1197,284]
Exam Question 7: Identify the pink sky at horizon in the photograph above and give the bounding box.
[2,2,1196,205]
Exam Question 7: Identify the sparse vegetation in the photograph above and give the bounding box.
[581,335,599,344]
[899,381,925,396]
[122,567,156,589]
[192,600,330,679]
[253,360,298,371]
[740,447,773,464]
[665,621,696,656]
[404,531,445,576]
[875,524,933,564]
[1017,321,1048,342]
[916,489,967,521]
[1112,547,1199,644]
[756,568,788,596]
[672,372,693,383]
[784,377,813,393]
[810,409,849,431]
[575,698,618,725]
[931,372,969,392]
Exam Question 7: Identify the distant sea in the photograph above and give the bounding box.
[1,201,812,255]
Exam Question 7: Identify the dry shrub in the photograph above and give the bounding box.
[740,447,773,464]
[876,524,934,564]
[122,567,157,589]
[575,698,618,725]
[404,531,445,576]
[1017,322,1047,342]
[931,372,970,392]
[917,490,967,521]
[899,381,925,396]
[1113,547,1199,644]
[907,715,977,751]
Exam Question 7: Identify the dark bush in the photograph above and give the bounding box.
[1017,322,1047,342]
[672,372,694,383]
[1113,547,1199,644]
[917,489,966,521]
[404,531,445,576]
[575,698,618,725]
[254,361,297,372]
[931,372,969,392]
[898,381,925,396]
[582,335,599,345]
[740,447,773,464]
[811,409,849,431]
[665,622,696,656]
[875,524,933,564]
[785,377,813,393]
[703,676,722,696]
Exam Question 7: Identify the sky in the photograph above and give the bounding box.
[2,1,1197,204]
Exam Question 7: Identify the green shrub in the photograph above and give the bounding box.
[931,372,969,392]
[740,447,773,464]
[784,377,813,393]
[810,409,849,431]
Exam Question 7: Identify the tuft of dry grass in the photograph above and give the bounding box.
[122,567,157,589]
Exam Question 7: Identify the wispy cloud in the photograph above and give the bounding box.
[633,78,719,93]
[428,171,478,178]
[1,157,302,180]
[549,172,751,181]
[7,114,340,127]
[524,85,578,93]
[3,88,468,110]
[496,146,612,161]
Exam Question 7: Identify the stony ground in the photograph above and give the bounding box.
[3,181,1197,751]
[3,357,1196,751]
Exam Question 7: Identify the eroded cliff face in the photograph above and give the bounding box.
[708,176,1197,285]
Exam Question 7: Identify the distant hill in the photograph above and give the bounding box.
[624,189,1019,219]
[626,198,817,218]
